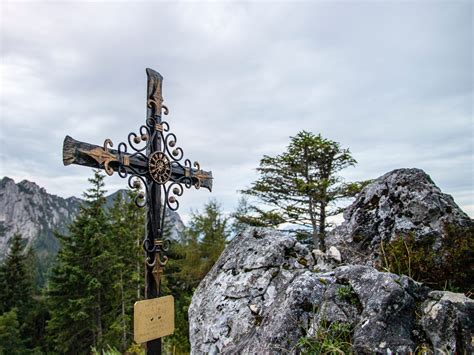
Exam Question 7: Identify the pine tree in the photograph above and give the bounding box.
[0,309,26,355]
[47,170,113,353]
[190,200,228,275]
[105,189,145,351]
[240,131,367,249]
[0,233,33,317]
[0,233,46,351]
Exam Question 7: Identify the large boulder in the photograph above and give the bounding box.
[189,228,473,354]
[326,168,472,266]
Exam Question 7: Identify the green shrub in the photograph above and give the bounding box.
[296,319,353,354]
[91,344,121,355]
[379,223,474,296]
[336,285,359,306]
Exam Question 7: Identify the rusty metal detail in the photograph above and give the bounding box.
[79,144,118,176]
[193,169,210,189]
[123,155,130,166]
[148,152,171,184]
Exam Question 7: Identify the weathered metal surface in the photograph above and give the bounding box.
[62,68,213,355]
[144,68,165,355]
[63,135,213,191]
[148,152,172,184]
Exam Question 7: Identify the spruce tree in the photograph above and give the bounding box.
[0,233,44,351]
[190,200,228,275]
[47,170,113,353]
[240,131,367,249]
[105,189,144,351]
[0,309,27,355]
[0,233,33,317]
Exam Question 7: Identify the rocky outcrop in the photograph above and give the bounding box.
[189,168,473,353]
[326,168,472,266]
[189,228,473,354]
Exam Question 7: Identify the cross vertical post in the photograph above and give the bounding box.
[144,69,164,354]
[62,68,213,354]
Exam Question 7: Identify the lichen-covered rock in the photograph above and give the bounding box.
[326,168,472,266]
[421,291,474,354]
[330,266,427,354]
[188,228,473,354]
[189,228,315,353]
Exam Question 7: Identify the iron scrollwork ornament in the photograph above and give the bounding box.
[95,103,212,263]
[61,69,213,329]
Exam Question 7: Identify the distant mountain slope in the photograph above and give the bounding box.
[0,177,185,284]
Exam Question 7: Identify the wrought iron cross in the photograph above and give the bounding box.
[62,68,212,354]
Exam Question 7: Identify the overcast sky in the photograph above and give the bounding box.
[1,1,472,222]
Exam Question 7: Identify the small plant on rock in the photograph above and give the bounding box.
[378,223,474,297]
[336,285,359,306]
[296,319,353,354]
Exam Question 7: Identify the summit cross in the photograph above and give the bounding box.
[62,68,213,354]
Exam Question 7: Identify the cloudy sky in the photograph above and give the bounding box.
[1,1,472,221]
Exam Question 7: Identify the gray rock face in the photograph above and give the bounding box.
[0,177,81,261]
[0,177,85,284]
[189,228,473,354]
[326,168,472,266]
[189,229,314,353]
[421,291,474,354]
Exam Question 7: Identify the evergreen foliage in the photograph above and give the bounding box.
[1,173,229,352]
[0,233,46,353]
[231,197,260,235]
[240,131,366,249]
[47,170,115,353]
[105,189,145,351]
[0,308,27,355]
[0,233,33,316]
[44,171,154,352]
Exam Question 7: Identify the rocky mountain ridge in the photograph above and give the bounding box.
[0,177,81,280]
[0,176,185,283]
[189,169,473,354]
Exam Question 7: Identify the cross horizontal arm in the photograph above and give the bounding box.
[62,135,213,191]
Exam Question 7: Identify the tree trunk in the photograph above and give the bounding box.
[308,196,319,248]
[137,237,141,300]
[96,290,103,345]
[311,229,319,249]
[318,201,326,251]
[92,330,97,349]
[304,150,320,249]
[120,269,127,351]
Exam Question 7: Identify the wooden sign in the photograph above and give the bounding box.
[134,295,175,343]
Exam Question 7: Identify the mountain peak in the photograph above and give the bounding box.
[18,179,45,195]
[0,176,16,188]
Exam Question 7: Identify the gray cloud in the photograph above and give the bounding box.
[1,1,472,220]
